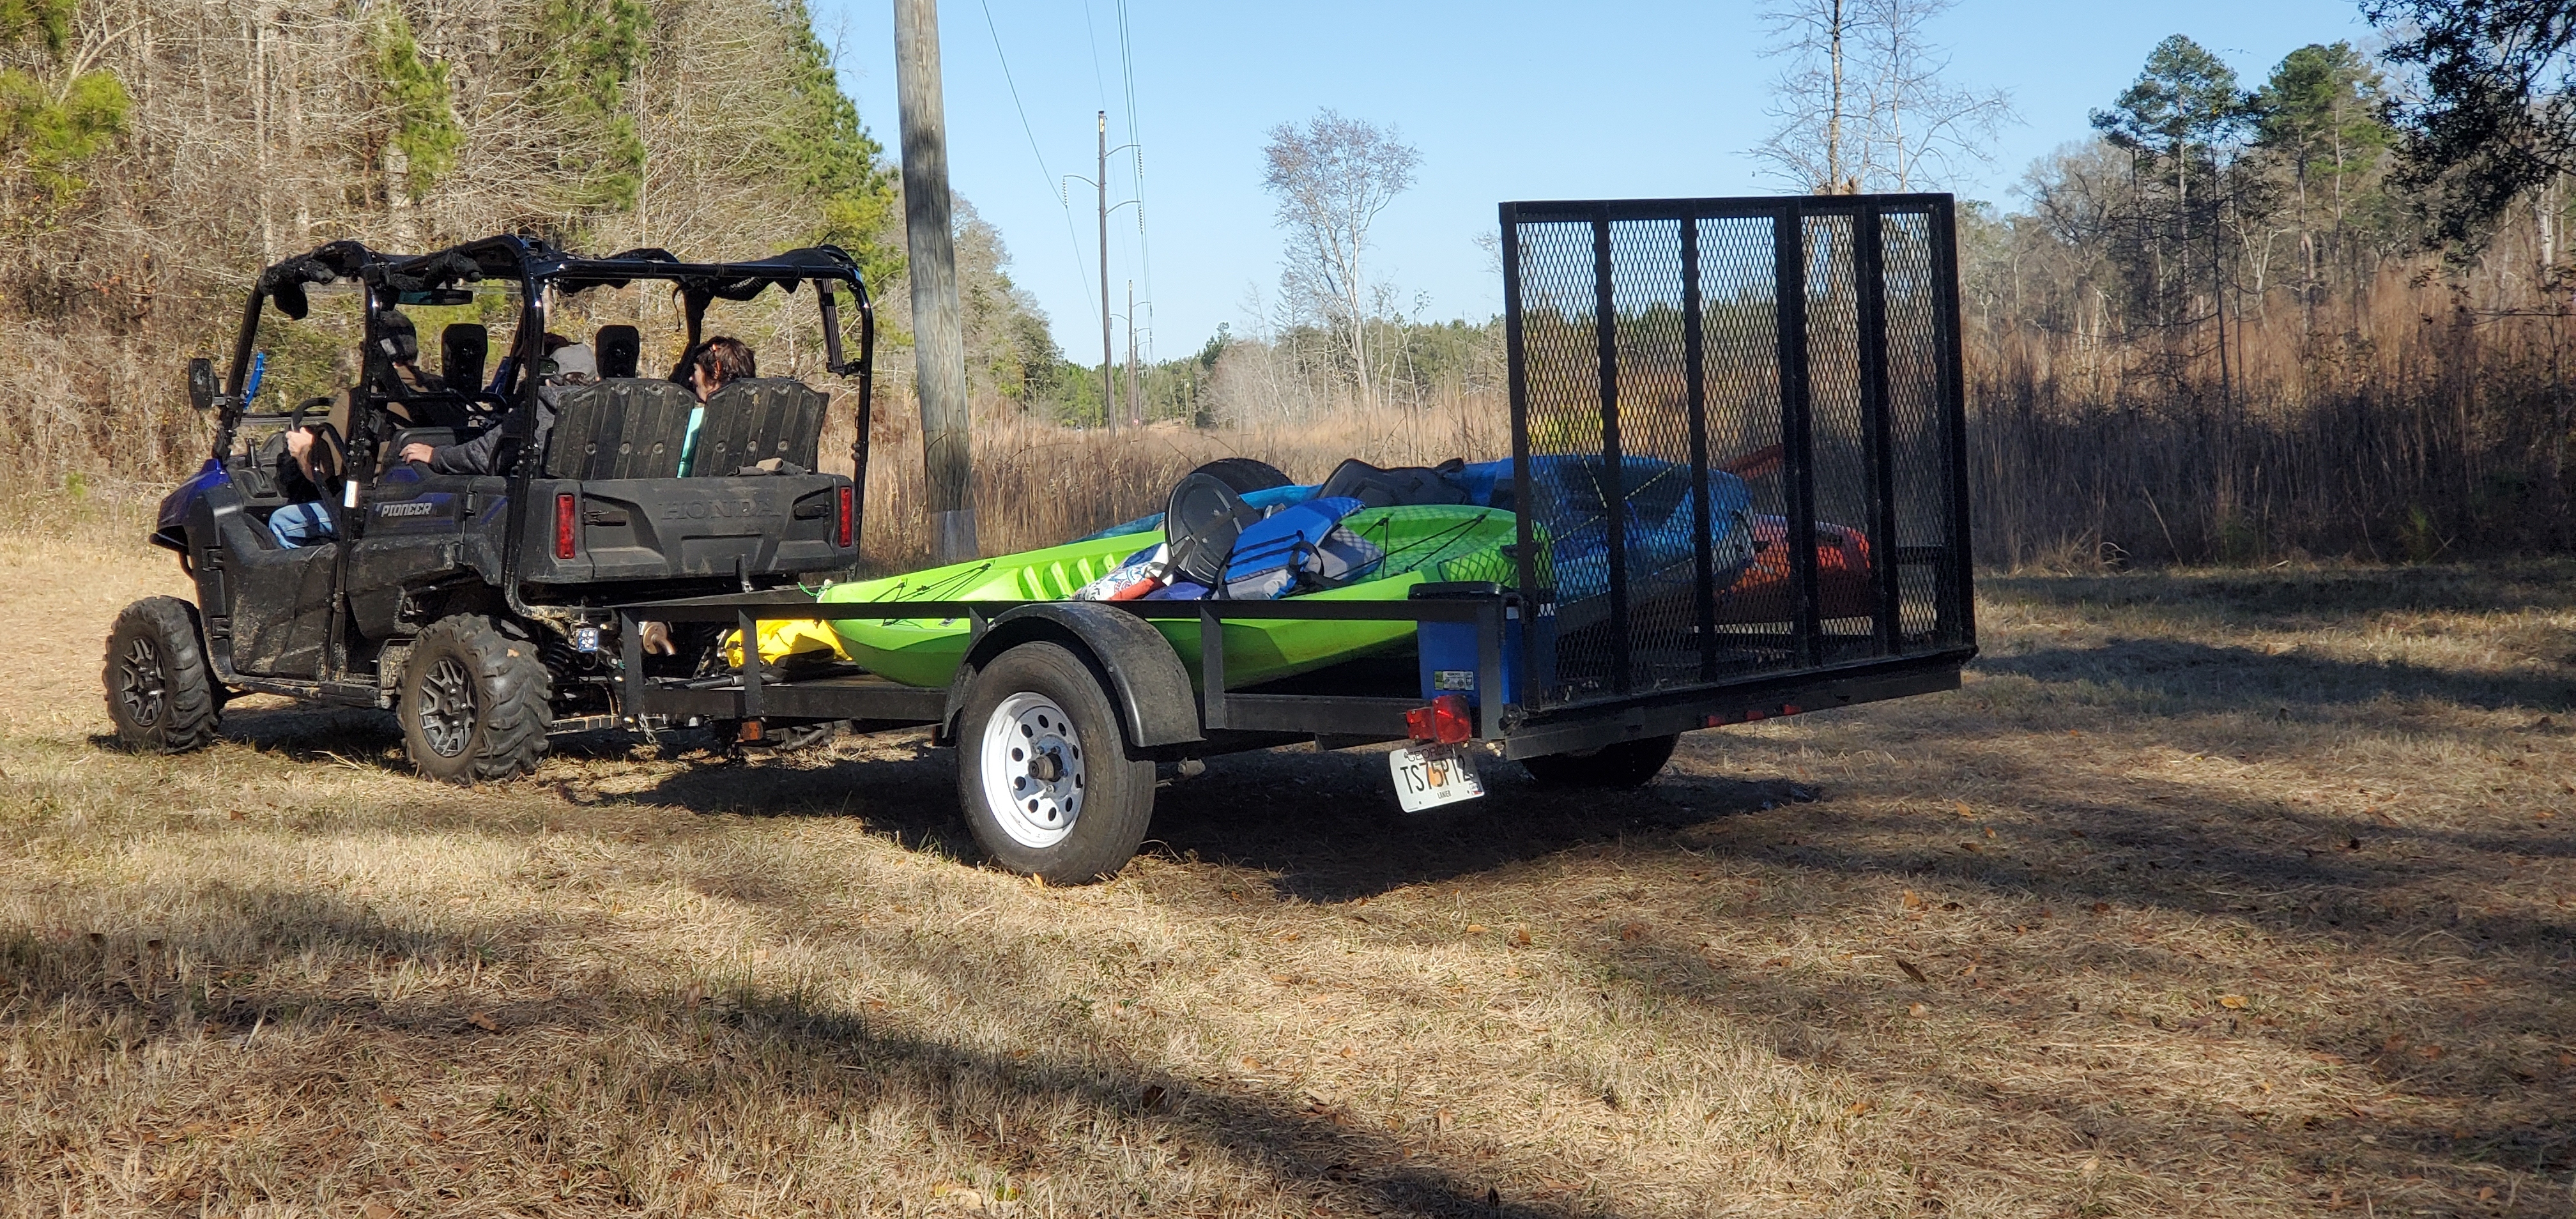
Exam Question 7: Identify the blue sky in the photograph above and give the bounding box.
[814,1,2377,363]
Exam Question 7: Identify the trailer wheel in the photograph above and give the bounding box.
[398,615,551,785]
[956,642,1156,883]
[1521,733,1678,789]
[103,597,222,754]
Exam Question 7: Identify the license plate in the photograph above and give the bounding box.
[1389,744,1485,813]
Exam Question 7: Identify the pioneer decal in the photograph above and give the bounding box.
[376,500,438,518]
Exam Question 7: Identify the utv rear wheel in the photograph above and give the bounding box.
[103,597,221,754]
[1521,733,1678,789]
[955,643,1156,884]
[399,616,551,785]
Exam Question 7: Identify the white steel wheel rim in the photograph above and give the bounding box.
[978,691,1087,849]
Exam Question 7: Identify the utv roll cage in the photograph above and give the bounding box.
[195,234,877,615]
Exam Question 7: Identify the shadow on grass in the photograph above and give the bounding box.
[1981,637,2576,716]
[6,892,1584,1218]
[1982,559,2576,628]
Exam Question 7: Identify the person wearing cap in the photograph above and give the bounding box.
[397,337,592,475]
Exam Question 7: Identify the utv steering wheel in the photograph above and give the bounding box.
[286,395,335,430]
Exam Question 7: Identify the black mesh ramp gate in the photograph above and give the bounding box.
[1500,194,1975,710]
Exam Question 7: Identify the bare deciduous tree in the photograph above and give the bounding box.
[1752,0,2012,194]
[1260,109,1418,406]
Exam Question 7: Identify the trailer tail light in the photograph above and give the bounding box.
[555,493,577,560]
[835,484,854,549]
[1404,694,1474,745]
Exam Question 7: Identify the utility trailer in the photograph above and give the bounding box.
[605,193,1979,880]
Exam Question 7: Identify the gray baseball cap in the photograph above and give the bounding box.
[540,343,597,383]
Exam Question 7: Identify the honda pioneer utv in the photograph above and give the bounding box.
[104,235,875,780]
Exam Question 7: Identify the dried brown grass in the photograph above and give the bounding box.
[844,390,1507,571]
[3,498,2573,1216]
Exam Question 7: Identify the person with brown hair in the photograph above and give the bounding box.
[673,335,755,478]
[636,335,762,657]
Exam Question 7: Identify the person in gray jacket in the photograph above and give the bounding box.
[395,339,592,474]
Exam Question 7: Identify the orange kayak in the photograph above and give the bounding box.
[1715,516,1874,624]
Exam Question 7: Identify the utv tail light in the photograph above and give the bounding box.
[1404,694,1475,745]
[555,493,577,560]
[834,484,854,549]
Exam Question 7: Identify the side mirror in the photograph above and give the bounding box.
[186,358,218,412]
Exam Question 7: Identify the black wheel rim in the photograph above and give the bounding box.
[417,657,475,758]
[115,636,165,728]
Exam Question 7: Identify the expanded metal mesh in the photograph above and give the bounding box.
[1501,196,1974,709]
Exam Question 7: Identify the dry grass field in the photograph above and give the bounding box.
[3,496,2572,1218]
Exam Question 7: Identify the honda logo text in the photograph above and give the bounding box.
[658,499,779,521]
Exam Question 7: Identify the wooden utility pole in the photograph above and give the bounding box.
[1098,111,1115,432]
[894,0,977,561]
[1126,280,1142,426]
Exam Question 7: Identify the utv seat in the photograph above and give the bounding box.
[543,379,699,480]
[440,323,488,398]
[687,378,827,475]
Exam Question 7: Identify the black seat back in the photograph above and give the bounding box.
[543,379,699,480]
[594,325,641,380]
[440,324,487,395]
[1315,457,1469,509]
[1162,473,1264,586]
[687,378,827,475]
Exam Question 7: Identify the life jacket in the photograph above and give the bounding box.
[1218,496,1380,599]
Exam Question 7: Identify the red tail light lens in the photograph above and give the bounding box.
[835,484,854,549]
[555,493,577,559]
[1404,693,1475,744]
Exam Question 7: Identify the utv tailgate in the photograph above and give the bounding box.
[519,474,854,584]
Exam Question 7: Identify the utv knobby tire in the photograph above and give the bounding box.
[103,597,222,754]
[955,643,1156,884]
[399,615,551,785]
[1521,733,1678,789]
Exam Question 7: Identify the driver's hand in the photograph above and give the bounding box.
[283,428,314,460]
[397,442,436,465]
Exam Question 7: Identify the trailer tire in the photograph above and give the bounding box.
[956,642,1157,884]
[103,597,222,754]
[398,615,551,785]
[1521,733,1678,789]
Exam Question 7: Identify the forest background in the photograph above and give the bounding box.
[4,0,2574,571]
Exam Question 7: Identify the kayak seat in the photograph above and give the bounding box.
[1162,473,1266,586]
[1315,457,1471,509]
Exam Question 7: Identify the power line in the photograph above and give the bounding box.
[977,0,1094,315]
[1080,0,1110,112]
[1116,0,1155,365]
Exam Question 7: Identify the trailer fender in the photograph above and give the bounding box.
[941,602,1202,752]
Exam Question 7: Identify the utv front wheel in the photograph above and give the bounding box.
[399,616,551,785]
[1521,733,1678,789]
[103,597,222,753]
[955,643,1156,884]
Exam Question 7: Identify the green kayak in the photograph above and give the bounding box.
[820,505,1521,689]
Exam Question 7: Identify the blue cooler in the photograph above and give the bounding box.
[1411,582,1555,707]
